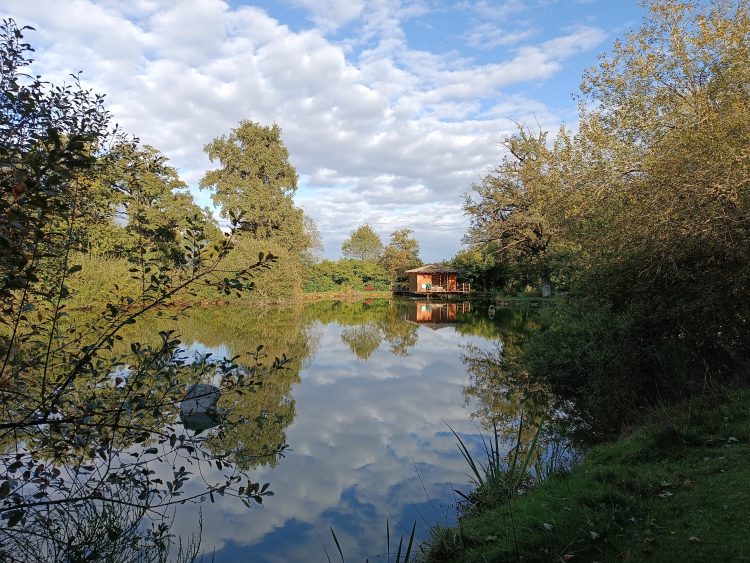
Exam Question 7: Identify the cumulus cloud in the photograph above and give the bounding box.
[288,0,364,31]
[0,0,608,260]
[463,22,536,49]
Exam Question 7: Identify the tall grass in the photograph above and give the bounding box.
[323,520,416,563]
[449,411,546,508]
[424,412,547,560]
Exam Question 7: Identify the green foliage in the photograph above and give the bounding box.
[199,120,311,299]
[0,19,109,304]
[303,258,390,293]
[196,236,305,300]
[450,247,507,292]
[464,0,750,431]
[0,21,284,559]
[380,228,421,282]
[201,120,307,251]
[463,128,561,296]
[341,223,383,261]
[523,300,648,440]
[66,253,141,308]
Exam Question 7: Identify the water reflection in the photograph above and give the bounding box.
[2,298,538,562]
[162,299,536,561]
[406,301,472,325]
[0,312,289,562]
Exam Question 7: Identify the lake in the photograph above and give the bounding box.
[0,297,541,562]
[153,298,536,561]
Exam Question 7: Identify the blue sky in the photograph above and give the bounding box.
[1,0,646,261]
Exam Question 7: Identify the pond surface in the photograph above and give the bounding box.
[154,298,536,561]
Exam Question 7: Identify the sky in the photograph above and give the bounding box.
[0,0,645,261]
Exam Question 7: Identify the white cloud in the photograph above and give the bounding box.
[0,0,607,261]
[463,22,536,49]
[288,0,364,31]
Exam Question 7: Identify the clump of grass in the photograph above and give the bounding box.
[422,413,548,561]
[448,412,547,514]
[67,253,141,310]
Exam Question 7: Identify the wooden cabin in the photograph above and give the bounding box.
[405,264,470,293]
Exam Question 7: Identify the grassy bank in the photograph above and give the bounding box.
[425,390,750,562]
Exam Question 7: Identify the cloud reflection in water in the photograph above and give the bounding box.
[168,301,524,562]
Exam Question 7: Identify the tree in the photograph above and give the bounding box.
[463,129,561,296]
[0,19,109,304]
[200,120,307,251]
[380,228,421,282]
[450,247,506,291]
[200,120,312,298]
[99,142,218,269]
[341,223,383,261]
[504,0,750,433]
[569,0,750,361]
[302,213,324,263]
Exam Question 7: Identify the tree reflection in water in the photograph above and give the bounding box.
[460,308,576,473]
[0,330,290,562]
[315,299,420,361]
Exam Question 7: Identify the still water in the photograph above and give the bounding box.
[156,298,535,561]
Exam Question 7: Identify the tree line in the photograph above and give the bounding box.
[305,224,422,292]
[458,0,750,434]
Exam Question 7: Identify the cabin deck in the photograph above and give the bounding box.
[392,288,483,298]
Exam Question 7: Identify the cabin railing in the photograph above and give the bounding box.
[391,282,471,293]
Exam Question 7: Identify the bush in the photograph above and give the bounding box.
[303,259,389,293]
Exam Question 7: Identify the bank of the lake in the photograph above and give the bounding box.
[425,390,750,562]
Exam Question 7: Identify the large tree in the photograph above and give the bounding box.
[450,247,506,292]
[341,223,383,261]
[512,0,750,431]
[97,142,217,268]
[200,121,307,251]
[463,129,562,296]
[380,228,421,282]
[570,0,750,356]
[0,21,280,557]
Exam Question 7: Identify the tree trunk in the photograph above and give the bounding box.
[540,270,552,298]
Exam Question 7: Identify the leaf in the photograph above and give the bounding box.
[7,510,23,527]
[67,264,82,275]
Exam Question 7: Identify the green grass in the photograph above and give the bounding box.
[423,390,750,562]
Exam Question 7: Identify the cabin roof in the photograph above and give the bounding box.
[405,264,460,274]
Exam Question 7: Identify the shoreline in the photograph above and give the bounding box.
[67,291,552,311]
[423,389,750,561]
